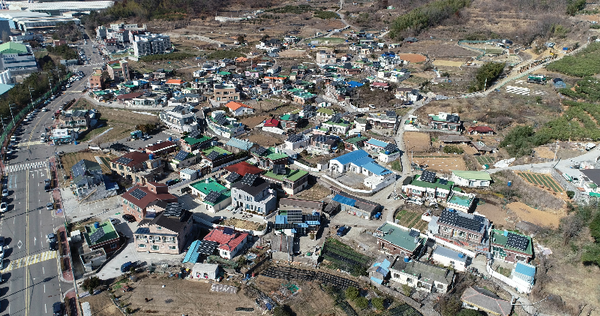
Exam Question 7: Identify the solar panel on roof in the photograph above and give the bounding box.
[116,157,133,165]
[241,173,258,186]
[409,229,420,237]
[188,130,201,139]
[287,210,303,223]
[174,150,189,161]
[130,188,147,200]
[197,240,218,255]
[164,202,183,217]
[206,151,220,160]
[204,191,222,204]
[506,233,529,251]
[254,146,267,156]
[273,164,286,175]
[89,227,105,244]
[439,179,448,185]
[421,170,436,183]
[287,134,302,143]
[225,172,241,183]
[386,110,396,117]
[384,144,398,152]
[223,227,235,235]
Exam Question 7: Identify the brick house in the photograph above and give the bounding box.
[110,151,163,184]
[375,222,423,257]
[134,203,194,254]
[203,227,249,259]
[428,209,490,252]
[261,167,309,195]
[121,182,178,221]
[490,229,533,263]
[212,83,240,103]
[88,68,105,90]
[106,59,130,82]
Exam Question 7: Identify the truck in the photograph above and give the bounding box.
[527,74,547,85]
[130,130,142,140]
[336,226,349,236]
[586,143,596,151]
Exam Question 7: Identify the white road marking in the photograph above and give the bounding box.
[44,284,46,292]
[45,303,47,313]
[34,237,36,246]
[43,266,45,274]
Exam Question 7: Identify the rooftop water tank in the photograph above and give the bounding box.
[149,153,154,160]
[94,222,99,229]
[403,256,410,263]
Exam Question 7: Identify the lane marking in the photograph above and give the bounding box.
[0,251,58,273]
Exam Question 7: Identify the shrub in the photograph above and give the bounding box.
[389,0,471,38]
[273,305,293,316]
[439,295,462,316]
[567,0,586,15]
[140,52,193,62]
[566,191,575,199]
[457,309,483,316]
[372,297,385,310]
[314,11,339,19]
[469,62,505,91]
[81,276,101,294]
[355,297,369,309]
[547,42,600,77]
[401,284,412,297]
[345,286,359,300]
[443,145,464,154]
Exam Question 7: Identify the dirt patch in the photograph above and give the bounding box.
[295,183,332,201]
[404,132,431,152]
[412,156,466,174]
[80,291,121,316]
[507,202,563,228]
[278,49,308,58]
[121,276,256,316]
[240,115,268,128]
[255,275,343,316]
[533,146,555,159]
[476,203,509,228]
[398,53,427,63]
[432,60,464,67]
[220,218,266,231]
[246,130,285,147]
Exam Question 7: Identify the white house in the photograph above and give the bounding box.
[511,262,536,294]
[431,246,469,272]
[363,138,401,163]
[225,101,255,117]
[191,263,220,280]
[330,150,396,190]
[284,133,309,151]
[189,178,232,213]
[389,258,454,294]
[450,170,492,188]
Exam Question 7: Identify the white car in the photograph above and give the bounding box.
[0,202,7,212]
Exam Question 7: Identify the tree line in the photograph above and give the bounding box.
[389,0,471,39]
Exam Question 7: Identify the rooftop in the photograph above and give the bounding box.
[183,135,211,146]
[202,146,231,156]
[409,174,454,191]
[447,193,474,208]
[190,178,227,195]
[491,229,533,255]
[452,170,492,181]
[224,161,263,176]
[83,220,119,247]
[0,42,27,54]
[391,259,454,285]
[377,222,422,252]
[263,168,308,183]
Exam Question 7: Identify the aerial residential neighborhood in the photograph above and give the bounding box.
[0,0,599,316]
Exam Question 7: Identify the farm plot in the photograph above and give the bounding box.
[411,156,466,173]
[476,156,495,166]
[404,132,431,152]
[395,210,428,231]
[321,238,371,276]
[517,172,564,193]
[261,265,359,290]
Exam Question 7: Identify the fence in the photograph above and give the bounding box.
[0,72,72,151]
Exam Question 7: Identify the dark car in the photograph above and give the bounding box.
[165,179,180,186]
[336,226,349,237]
[0,236,5,247]
[122,214,136,223]
[53,302,63,316]
[45,179,52,192]
[47,202,54,210]
[49,241,58,251]
[121,261,134,273]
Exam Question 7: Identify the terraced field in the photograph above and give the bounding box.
[476,155,495,166]
[395,210,428,232]
[517,172,564,193]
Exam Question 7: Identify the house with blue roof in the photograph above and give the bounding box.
[225,137,255,153]
[273,210,321,237]
[363,138,401,163]
[368,256,392,285]
[511,262,536,293]
[329,150,396,190]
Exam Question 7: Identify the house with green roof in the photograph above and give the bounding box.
[189,178,232,213]
[180,134,213,152]
[82,220,122,254]
[322,118,351,135]
[491,229,533,263]
[451,170,492,188]
[0,42,37,77]
[375,222,424,257]
[262,168,309,195]
[344,136,368,151]
[200,146,234,168]
[251,146,289,170]
[316,108,335,120]
[446,190,477,213]
[402,172,454,203]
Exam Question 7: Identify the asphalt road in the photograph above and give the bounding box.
[0,38,105,316]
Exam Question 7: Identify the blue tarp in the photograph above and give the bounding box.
[333,194,356,207]
[183,240,201,263]
[275,215,288,225]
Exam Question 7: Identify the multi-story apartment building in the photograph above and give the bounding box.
[158,105,198,133]
[134,203,193,254]
[212,83,240,103]
[231,174,277,216]
[106,60,129,82]
[133,33,171,57]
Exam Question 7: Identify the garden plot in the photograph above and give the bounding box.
[411,155,466,173]
[404,132,431,152]
[516,172,568,200]
[395,210,428,232]
[321,238,371,276]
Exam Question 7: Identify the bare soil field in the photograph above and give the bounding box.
[74,99,159,143]
[533,146,555,159]
[81,291,121,316]
[121,276,257,316]
[432,60,464,67]
[404,132,431,152]
[255,275,343,316]
[240,115,268,128]
[411,155,466,174]
[398,53,427,63]
[295,183,332,201]
[475,203,509,228]
[246,130,286,147]
[278,49,308,58]
[507,202,563,228]
[397,40,478,59]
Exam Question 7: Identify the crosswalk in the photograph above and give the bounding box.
[17,141,42,147]
[5,161,48,173]
[1,250,57,273]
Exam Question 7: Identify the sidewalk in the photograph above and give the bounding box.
[65,288,79,316]
[57,225,74,282]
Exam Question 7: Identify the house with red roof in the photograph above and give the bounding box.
[110,151,163,184]
[122,182,178,221]
[264,118,280,128]
[166,79,184,86]
[468,126,495,135]
[225,101,254,117]
[223,161,264,187]
[203,227,249,259]
[145,141,178,156]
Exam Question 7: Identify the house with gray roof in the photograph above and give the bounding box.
[375,222,423,257]
[389,258,454,294]
[451,170,492,188]
[402,170,454,203]
[461,286,512,316]
[428,209,490,252]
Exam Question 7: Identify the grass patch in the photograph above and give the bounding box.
[547,42,600,77]
[139,52,195,62]
[79,121,109,142]
[391,160,403,172]
[205,50,244,60]
[314,11,339,19]
[322,238,371,276]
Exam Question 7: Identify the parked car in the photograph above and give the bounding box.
[53,302,64,316]
[121,261,134,273]
[2,189,7,197]
[122,214,136,223]
[46,202,54,210]
[0,202,7,212]
[45,179,51,192]
[336,226,349,237]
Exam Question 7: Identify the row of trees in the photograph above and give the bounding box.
[389,0,471,38]
[469,62,505,92]
[46,45,78,60]
[546,42,600,77]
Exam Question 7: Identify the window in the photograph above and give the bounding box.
[437,284,444,289]
[157,227,162,230]
[110,243,117,249]
[169,246,176,250]
[406,278,413,284]
[138,244,146,248]
[151,245,159,251]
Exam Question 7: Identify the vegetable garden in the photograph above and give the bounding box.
[516,172,564,193]
[321,238,371,276]
[476,156,495,166]
[395,210,429,232]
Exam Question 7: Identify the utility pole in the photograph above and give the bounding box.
[0,115,5,132]
[8,103,15,125]
[28,86,34,106]
[48,76,53,93]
